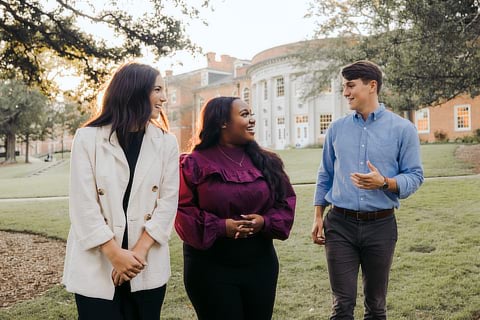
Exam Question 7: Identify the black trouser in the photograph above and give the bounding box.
[75,282,166,320]
[183,236,279,320]
[324,209,397,320]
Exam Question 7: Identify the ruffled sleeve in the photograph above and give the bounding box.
[174,153,227,250]
[262,177,296,240]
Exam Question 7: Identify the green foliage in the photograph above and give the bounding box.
[0,0,210,96]
[0,79,50,162]
[433,129,448,142]
[299,0,480,111]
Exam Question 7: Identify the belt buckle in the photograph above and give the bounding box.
[355,211,361,221]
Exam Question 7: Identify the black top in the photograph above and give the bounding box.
[120,130,145,249]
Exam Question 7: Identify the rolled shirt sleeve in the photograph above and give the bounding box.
[394,124,424,199]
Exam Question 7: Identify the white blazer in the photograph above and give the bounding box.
[62,123,179,300]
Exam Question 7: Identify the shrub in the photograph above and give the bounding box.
[434,130,448,142]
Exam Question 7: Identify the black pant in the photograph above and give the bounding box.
[324,209,397,320]
[183,236,279,320]
[75,282,166,320]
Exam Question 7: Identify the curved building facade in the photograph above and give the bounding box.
[247,42,349,149]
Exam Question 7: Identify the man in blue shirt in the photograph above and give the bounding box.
[312,60,423,319]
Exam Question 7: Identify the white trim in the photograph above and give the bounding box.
[454,104,471,131]
[415,108,430,133]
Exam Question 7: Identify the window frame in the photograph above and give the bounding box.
[454,104,471,131]
[415,108,430,133]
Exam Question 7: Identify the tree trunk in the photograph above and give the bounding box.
[25,132,30,163]
[407,109,415,123]
[5,131,16,163]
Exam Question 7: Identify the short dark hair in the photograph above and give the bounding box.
[341,60,383,94]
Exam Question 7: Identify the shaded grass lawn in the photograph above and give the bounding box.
[1,178,479,319]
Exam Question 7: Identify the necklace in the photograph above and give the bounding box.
[217,145,245,167]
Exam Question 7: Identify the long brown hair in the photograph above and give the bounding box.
[193,96,290,208]
[84,62,169,148]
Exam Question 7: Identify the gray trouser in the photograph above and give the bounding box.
[324,209,397,320]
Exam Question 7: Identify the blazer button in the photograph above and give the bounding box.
[98,188,105,196]
[144,213,152,221]
[152,185,159,192]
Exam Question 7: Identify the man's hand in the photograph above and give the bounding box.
[311,206,326,245]
[351,161,384,190]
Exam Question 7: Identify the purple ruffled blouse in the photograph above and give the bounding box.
[175,145,296,250]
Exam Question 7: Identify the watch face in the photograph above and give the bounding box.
[381,182,388,190]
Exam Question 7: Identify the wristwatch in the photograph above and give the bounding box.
[380,176,389,190]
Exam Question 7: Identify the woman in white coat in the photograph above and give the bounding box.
[62,62,179,319]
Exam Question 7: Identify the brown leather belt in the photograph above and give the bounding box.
[332,206,394,221]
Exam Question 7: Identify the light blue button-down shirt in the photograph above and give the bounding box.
[314,103,424,211]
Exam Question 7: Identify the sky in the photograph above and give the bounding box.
[153,0,318,75]
[56,0,318,89]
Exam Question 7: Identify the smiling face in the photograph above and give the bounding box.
[220,99,256,146]
[149,74,167,120]
[342,78,378,115]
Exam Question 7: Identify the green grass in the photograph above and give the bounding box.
[278,144,476,184]
[0,199,69,239]
[0,159,70,199]
[276,148,323,184]
[0,145,475,198]
[420,144,475,178]
[1,178,479,319]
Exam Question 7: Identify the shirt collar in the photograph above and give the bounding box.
[353,103,386,121]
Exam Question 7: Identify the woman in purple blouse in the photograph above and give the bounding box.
[175,96,296,320]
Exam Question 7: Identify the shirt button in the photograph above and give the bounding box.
[360,162,364,165]
[361,144,365,147]
[360,198,364,201]
[364,127,367,130]
[97,188,105,196]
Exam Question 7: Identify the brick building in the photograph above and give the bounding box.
[11,41,479,158]
[166,40,480,151]
[415,95,480,143]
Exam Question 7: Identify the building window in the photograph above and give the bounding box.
[320,114,332,134]
[243,88,250,105]
[277,117,285,125]
[278,128,282,139]
[264,119,268,127]
[295,115,308,123]
[415,108,429,133]
[170,90,177,104]
[263,81,268,100]
[304,127,308,138]
[297,127,301,139]
[455,104,471,131]
[276,77,284,97]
